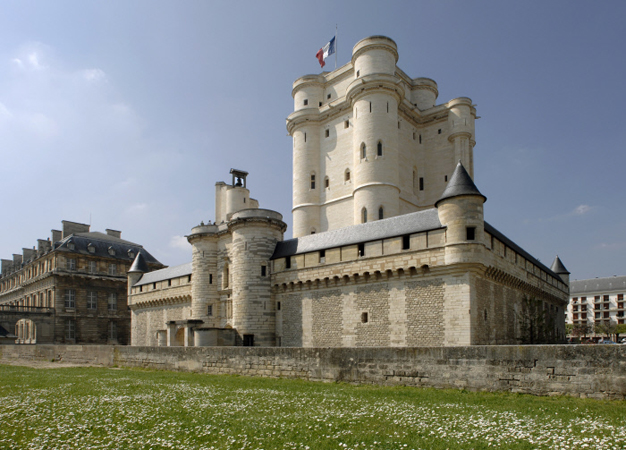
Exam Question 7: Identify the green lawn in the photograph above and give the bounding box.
[0,364,624,450]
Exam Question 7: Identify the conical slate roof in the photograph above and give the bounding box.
[550,255,570,275]
[128,252,149,273]
[435,161,486,207]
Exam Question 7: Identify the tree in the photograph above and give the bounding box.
[565,323,574,336]
[572,323,591,339]
[517,296,556,344]
[616,324,626,342]
[595,321,618,340]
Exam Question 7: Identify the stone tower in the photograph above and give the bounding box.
[288,35,477,238]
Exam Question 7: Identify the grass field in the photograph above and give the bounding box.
[0,364,625,450]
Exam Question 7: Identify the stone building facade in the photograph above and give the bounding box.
[128,36,569,348]
[0,220,163,344]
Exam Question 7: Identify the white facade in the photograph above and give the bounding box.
[567,276,626,330]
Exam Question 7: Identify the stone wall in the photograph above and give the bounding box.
[2,344,625,400]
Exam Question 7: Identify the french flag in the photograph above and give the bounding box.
[316,37,336,68]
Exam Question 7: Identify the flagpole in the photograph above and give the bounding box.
[335,24,338,69]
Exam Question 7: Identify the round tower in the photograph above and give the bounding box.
[412,78,439,110]
[435,161,486,265]
[187,224,219,322]
[347,36,403,224]
[228,209,286,346]
[289,75,324,237]
[447,97,476,179]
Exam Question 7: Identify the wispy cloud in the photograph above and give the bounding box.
[573,204,591,215]
[169,235,189,251]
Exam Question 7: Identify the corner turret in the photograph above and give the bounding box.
[127,252,148,295]
[550,255,570,285]
[436,161,486,264]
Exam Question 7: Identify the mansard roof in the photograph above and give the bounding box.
[134,262,193,286]
[271,208,443,259]
[55,232,162,266]
[435,161,486,207]
[550,256,570,275]
[570,275,626,295]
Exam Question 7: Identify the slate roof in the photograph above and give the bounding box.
[484,222,560,280]
[435,161,486,207]
[550,256,570,275]
[55,232,162,266]
[271,208,443,259]
[135,262,193,286]
[570,276,626,295]
[129,252,150,273]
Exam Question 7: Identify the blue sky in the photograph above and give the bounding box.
[0,0,624,280]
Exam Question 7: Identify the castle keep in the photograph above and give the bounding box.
[128,36,570,348]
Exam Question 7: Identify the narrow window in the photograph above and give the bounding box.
[303,99,308,106]
[108,321,117,340]
[438,128,442,134]
[361,312,369,323]
[361,143,366,159]
[310,174,316,189]
[377,141,382,157]
[277,301,281,311]
[318,101,322,107]
[285,257,291,269]
[402,235,410,250]
[65,320,75,340]
[356,70,360,77]
[445,175,448,182]
[419,178,424,191]
[319,249,326,263]
[152,282,156,290]
[378,207,383,220]
[419,134,422,144]
[358,243,365,257]
[398,121,401,129]
[261,265,267,277]
[108,293,117,311]
[466,227,476,241]
[223,266,228,288]
[87,291,97,310]
[188,274,192,283]
[344,120,349,128]
[362,208,368,224]
[369,102,372,112]
[345,169,351,181]
[325,129,329,138]
[304,132,307,142]
[327,93,331,99]
[168,279,172,286]
[324,177,329,189]
[64,289,75,309]
[387,102,389,113]
[209,274,213,284]
[207,304,213,316]
[413,132,416,140]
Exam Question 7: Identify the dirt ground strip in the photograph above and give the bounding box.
[0,358,104,370]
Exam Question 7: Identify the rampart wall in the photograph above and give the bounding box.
[1,344,624,400]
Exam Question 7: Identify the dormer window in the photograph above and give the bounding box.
[108,246,116,256]
[87,243,95,254]
[128,250,135,259]
[67,240,75,251]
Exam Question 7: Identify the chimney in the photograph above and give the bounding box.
[62,220,90,238]
[106,229,121,239]
[1,259,13,275]
[51,230,62,244]
[22,248,36,262]
[12,254,23,267]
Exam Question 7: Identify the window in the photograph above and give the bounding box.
[87,243,95,253]
[324,177,329,189]
[310,174,316,189]
[344,120,349,128]
[223,264,229,287]
[327,93,331,99]
[207,305,213,316]
[345,169,351,182]
[209,274,213,284]
[398,121,401,129]
[356,70,360,77]
[604,295,610,301]
[445,175,448,182]
[595,312,601,319]
[466,227,476,241]
[369,102,372,113]
[108,321,117,341]
[438,129,442,134]
[88,261,97,273]
[304,132,306,142]
[108,264,117,275]
[277,301,281,311]
[361,312,368,323]
[361,143,366,159]
[361,208,367,224]
[285,257,291,269]
[303,99,308,106]
[378,207,384,220]
[64,289,75,308]
[67,258,76,270]
[377,141,382,156]
[319,249,326,263]
[65,320,75,340]
[243,334,254,346]
[358,243,365,257]
[108,293,117,311]
[419,134,422,144]
[413,132,416,140]
[581,305,587,311]
[319,101,322,107]
[167,279,172,287]
[419,177,424,191]
[402,235,411,250]
[87,291,97,310]
[261,265,267,277]
[604,311,610,318]
[108,247,115,256]
[325,129,329,138]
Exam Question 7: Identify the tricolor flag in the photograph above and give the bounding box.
[316,37,336,68]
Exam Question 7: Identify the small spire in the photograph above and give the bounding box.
[550,255,570,275]
[435,161,486,207]
[128,252,149,273]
